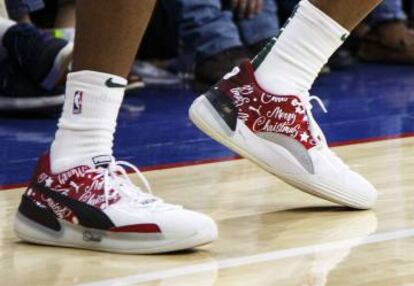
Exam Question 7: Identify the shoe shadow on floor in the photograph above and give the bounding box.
[282,205,360,213]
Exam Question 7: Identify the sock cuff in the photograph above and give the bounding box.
[61,70,126,124]
[66,70,126,105]
[299,0,350,38]
[52,72,125,172]
[254,0,351,95]
[67,70,127,88]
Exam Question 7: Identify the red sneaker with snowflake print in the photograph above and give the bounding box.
[189,61,376,209]
[14,153,217,253]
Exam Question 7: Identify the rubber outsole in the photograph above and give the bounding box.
[14,212,217,254]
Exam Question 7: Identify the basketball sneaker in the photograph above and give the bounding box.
[189,61,377,209]
[14,153,217,253]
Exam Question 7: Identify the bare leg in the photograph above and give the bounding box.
[311,0,382,30]
[73,0,155,77]
[52,0,156,172]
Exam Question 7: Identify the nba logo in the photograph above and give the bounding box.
[73,91,83,114]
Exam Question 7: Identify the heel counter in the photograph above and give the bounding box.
[27,152,50,187]
[205,88,238,131]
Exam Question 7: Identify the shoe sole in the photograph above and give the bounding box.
[14,212,216,254]
[189,95,373,209]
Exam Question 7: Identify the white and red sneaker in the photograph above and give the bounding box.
[14,153,217,253]
[189,61,377,209]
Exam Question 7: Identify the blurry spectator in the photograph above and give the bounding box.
[280,0,414,68]
[403,0,414,20]
[5,0,70,27]
[163,0,279,87]
[0,0,8,18]
[6,0,75,30]
[0,1,71,113]
[45,0,76,41]
[359,0,414,63]
[5,0,44,23]
[54,0,75,28]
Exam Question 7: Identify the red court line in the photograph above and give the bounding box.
[0,181,30,191]
[1,132,413,191]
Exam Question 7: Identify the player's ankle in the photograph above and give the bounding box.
[252,0,349,95]
[50,70,126,173]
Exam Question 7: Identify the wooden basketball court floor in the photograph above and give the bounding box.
[0,136,413,285]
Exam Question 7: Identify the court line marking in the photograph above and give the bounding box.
[78,227,414,286]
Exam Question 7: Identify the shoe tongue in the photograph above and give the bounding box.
[90,154,113,169]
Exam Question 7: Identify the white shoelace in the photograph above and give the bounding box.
[84,159,179,209]
[293,94,349,170]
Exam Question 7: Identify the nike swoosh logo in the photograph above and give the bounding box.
[205,89,238,131]
[105,78,126,88]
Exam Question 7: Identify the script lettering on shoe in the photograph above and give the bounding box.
[261,93,289,104]
[42,196,73,219]
[238,111,250,122]
[226,85,317,149]
[230,85,252,107]
[253,119,301,137]
[27,185,78,223]
[57,166,89,185]
[36,165,120,210]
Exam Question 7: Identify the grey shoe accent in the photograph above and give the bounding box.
[256,132,315,174]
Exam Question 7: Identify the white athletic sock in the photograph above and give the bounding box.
[253,0,349,95]
[50,71,126,173]
[0,17,15,60]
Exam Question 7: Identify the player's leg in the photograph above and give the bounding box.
[314,0,381,30]
[14,0,217,254]
[255,0,382,95]
[189,0,381,209]
[51,0,155,171]
[72,0,153,77]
